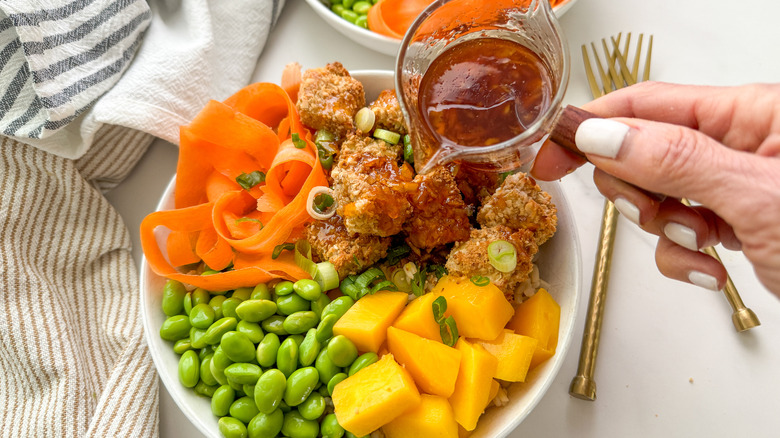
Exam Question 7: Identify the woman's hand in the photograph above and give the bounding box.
[532,81,780,297]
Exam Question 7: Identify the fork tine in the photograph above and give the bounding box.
[612,37,636,86]
[581,45,604,98]
[642,35,654,82]
[631,34,644,82]
[607,32,624,65]
[601,38,623,89]
[590,42,613,94]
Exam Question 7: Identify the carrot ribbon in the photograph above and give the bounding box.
[140,82,327,290]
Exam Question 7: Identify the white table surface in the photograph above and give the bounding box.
[105,0,780,436]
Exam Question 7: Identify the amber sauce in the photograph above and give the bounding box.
[418,37,553,147]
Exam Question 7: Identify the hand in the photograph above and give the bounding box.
[531,81,780,297]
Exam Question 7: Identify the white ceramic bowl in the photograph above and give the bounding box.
[141,70,582,438]
[304,0,580,57]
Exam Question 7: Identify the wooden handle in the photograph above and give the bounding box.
[549,105,600,157]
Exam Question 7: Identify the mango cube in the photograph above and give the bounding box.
[332,354,421,436]
[475,330,538,382]
[382,394,458,438]
[387,326,462,397]
[506,288,560,369]
[333,291,409,352]
[392,292,441,341]
[431,276,514,340]
[448,338,498,431]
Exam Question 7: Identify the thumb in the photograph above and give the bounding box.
[574,117,778,223]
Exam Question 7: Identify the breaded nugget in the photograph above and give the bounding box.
[331,134,413,237]
[445,226,539,293]
[369,89,407,135]
[477,172,557,245]
[404,166,470,249]
[450,163,501,211]
[296,62,365,138]
[304,214,391,279]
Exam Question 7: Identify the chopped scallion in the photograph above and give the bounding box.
[272,243,295,259]
[487,240,517,273]
[470,275,490,287]
[292,133,306,149]
[313,193,335,215]
[355,107,375,133]
[439,315,458,347]
[235,170,265,190]
[373,128,401,145]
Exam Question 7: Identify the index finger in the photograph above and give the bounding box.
[583,81,780,153]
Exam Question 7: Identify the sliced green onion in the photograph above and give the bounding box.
[315,129,336,144]
[370,280,398,294]
[292,133,306,149]
[340,276,361,300]
[432,296,447,324]
[306,186,337,220]
[385,244,410,266]
[235,170,265,190]
[427,264,447,279]
[355,267,384,290]
[293,240,339,291]
[498,171,516,185]
[487,240,517,273]
[470,275,490,287]
[411,268,427,297]
[355,107,375,133]
[317,145,334,170]
[313,193,335,214]
[439,315,458,347]
[403,135,413,165]
[373,128,401,145]
[272,243,295,259]
[234,218,263,226]
[390,269,412,292]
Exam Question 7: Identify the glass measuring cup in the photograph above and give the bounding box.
[395,0,571,174]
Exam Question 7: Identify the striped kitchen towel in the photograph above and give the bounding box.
[0,0,285,436]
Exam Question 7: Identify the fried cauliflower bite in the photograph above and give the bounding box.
[331,134,413,237]
[404,166,470,249]
[304,214,391,279]
[296,62,365,138]
[450,163,501,211]
[445,226,539,293]
[369,89,407,135]
[477,172,557,246]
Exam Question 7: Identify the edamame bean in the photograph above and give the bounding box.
[225,363,262,385]
[345,432,369,438]
[320,413,345,438]
[327,335,358,367]
[198,345,215,360]
[218,416,247,438]
[298,392,326,420]
[191,287,211,306]
[310,293,331,318]
[281,410,319,438]
[230,396,260,424]
[293,279,321,301]
[327,372,348,396]
[172,338,192,354]
[275,294,310,316]
[211,347,232,386]
[204,317,238,345]
[260,315,288,336]
[276,337,299,378]
[221,331,256,363]
[274,281,295,297]
[194,381,218,398]
[343,0,355,9]
[161,280,187,316]
[200,354,218,386]
[320,296,354,321]
[340,9,359,24]
[298,329,321,367]
[250,283,271,301]
[254,369,287,414]
[160,314,192,341]
[190,327,208,349]
[232,286,253,301]
[288,334,305,347]
[352,1,372,14]
[183,292,193,315]
[236,320,264,344]
[189,303,215,329]
[178,350,199,388]
[314,314,338,343]
[222,297,243,319]
[348,352,378,376]
[283,367,319,406]
[236,299,278,322]
[211,385,236,417]
[255,333,281,368]
[282,311,319,335]
[247,409,284,438]
[354,14,367,29]
[315,347,342,385]
[209,295,227,319]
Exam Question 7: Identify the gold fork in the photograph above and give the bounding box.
[570,33,759,402]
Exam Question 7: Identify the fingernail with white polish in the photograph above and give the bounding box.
[664,222,699,251]
[575,118,631,159]
[613,197,641,225]
[688,271,721,291]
